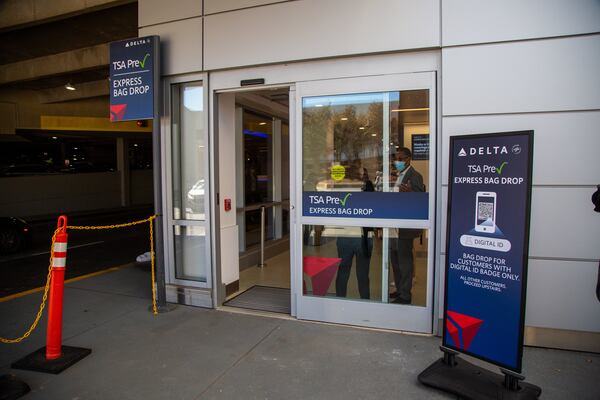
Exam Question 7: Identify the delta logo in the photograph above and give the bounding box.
[458,146,508,157]
[446,310,483,351]
[110,104,127,121]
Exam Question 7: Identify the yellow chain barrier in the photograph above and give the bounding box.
[1,215,159,344]
[68,215,158,315]
[0,228,59,344]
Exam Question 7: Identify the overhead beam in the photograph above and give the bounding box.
[0,44,108,86]
[40,79,109,103]
[41,115,152,132]
[0,0,135,31]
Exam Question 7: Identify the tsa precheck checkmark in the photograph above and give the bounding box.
[140,53,150,68]
[495,161,508,175]
[340,193,351,206]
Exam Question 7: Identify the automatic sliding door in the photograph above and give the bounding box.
[295,73,435,333]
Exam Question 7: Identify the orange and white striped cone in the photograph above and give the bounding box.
[11,215,90,373]
[46,215,68,360]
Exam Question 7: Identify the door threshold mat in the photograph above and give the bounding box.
[224,285,291,314]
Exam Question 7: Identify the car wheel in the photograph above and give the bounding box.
[0,228,21,254]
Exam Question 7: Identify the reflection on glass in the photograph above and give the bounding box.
[174,225,207,282]
[172,82,205,220]
[302,90,429,195]
[302,225,428,306]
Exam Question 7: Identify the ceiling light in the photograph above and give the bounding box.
[341,117,348,121]
[390,107,429,112]
[65,83,76,91]
[74,147,78,150]
[134,143,139,147]
[359,127,365,130]
[259,122,267,125]
[52,136,58,140]
[371,133,377,137]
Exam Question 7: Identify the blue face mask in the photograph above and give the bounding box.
[394,161,406,171]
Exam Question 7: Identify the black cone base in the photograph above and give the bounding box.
[11,346,91,375]
[418,358,541,400]
[0,374,30,400]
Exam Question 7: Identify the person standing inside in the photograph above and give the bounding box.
[390,147,424,304]
[335,167,374,299]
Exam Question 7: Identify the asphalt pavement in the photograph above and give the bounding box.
[0,206,154,297]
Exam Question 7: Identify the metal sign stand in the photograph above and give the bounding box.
[418,347,541,400]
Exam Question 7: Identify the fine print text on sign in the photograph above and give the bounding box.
[109,36,158,121]
[444,131,533,373]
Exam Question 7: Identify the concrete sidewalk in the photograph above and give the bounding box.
[1,264,598,399]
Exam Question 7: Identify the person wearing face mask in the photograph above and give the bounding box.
[393,147,424,193]
[389,147,424,304]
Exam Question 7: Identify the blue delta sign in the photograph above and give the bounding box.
[109,36,159,121]
[444,131,533,373]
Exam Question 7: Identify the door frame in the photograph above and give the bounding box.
[161,72,213,290]
[211,83,296,312]
[208,51,441,329]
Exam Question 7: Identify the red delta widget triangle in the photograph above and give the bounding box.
[446,310,483,351]
[110,104,127,121]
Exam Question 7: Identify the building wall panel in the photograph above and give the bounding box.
[442,0,600,46]
[139,17,203,76]
[139,0,202,27]
[442,35,600,116]
[204,0,439,70]
[205,0,288,15]
[526,259,600,332]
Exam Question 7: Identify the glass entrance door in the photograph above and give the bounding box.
[294,72,436,333]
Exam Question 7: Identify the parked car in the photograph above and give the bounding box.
[0,163,56,177]
[0,217,32,254]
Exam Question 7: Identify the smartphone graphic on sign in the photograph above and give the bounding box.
[475,191,497,233]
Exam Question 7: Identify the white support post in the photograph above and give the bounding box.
[273,118,283,239]
[235,106,245,252]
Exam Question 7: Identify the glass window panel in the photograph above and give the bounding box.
[174,225,207,282]
[302,225,428,306]
[172,82,205,220]
[302,90,429,206]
